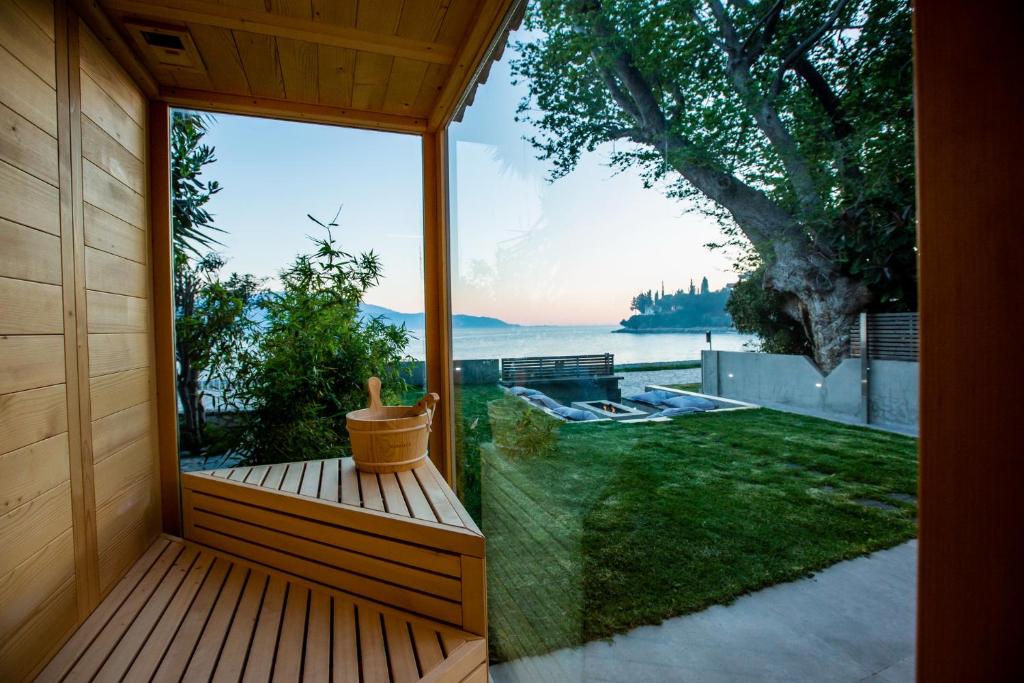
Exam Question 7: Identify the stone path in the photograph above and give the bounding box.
[491,540,917,683]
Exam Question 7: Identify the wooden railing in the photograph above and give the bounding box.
[850,312,919,361]
[501,353,616,383]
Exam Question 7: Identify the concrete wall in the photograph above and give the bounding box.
[404,359,500,386]
[702,351,918,430]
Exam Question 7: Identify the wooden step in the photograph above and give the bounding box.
[37,536,487,682]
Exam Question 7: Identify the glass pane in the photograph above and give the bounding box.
[449,6,918,680]
[171,111,425,472]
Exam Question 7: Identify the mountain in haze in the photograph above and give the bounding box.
[359,303,516,329]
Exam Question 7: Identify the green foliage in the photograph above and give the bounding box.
[487,395,560,460]
[726,265,812,354]
[229,217,411,464]
[174,252,262,452]
[621,278,731,329]
[171,111,224,257]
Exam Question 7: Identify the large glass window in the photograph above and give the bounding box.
[448,5,918,679]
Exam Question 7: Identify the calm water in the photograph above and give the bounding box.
[404,325,755,364]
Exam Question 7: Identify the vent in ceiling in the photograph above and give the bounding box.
[125,21,203,72]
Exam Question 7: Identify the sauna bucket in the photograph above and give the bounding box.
[346,377,439,473]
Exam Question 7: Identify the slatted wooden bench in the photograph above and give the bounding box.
[500,353,623,403]
[38,536,486,682]
[180,458,485,638]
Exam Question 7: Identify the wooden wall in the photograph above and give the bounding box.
[0,1,160,679]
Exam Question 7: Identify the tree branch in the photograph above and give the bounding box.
[770,0,851,97]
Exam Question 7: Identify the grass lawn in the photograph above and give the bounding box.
[452,385,918,663]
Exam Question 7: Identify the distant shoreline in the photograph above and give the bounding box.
[613,326,737,334]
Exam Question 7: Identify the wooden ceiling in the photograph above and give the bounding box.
[79,0,523,133]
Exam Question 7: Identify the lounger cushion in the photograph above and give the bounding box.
[662,395,717,411]
[656,407,703,417]
[509,386,542,396]
[528,394,563,410]
[552,406,600,421]
[625,390,678,406]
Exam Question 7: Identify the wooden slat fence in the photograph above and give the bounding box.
[850,312,919,361]
[501,353,615,383]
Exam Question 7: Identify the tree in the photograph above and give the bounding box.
[514,0,914,370]
[228,217,411,465]
[171,112,224,256]
[726,264,811,354]
[174,253,261,451]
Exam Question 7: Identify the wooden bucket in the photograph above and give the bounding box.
[346,377,439,473]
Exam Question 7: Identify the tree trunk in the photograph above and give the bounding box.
[176,357,205,451]
[764,240,873,372]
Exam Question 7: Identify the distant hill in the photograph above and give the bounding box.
[360,304,516,329]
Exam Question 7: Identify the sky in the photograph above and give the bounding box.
[198,30,738,326]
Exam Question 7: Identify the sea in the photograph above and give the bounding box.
[402,325,756,364]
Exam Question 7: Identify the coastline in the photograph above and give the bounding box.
[612,326,736,334]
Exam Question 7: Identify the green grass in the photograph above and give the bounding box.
[451,385,918,663]
[666,382,702,392]
[615,359,702,371]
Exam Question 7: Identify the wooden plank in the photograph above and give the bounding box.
[244,464,271,486]
[13,0,55,40]
[0,217,61,284]
[78,20,146,125]
[0,383,68,456]
[414,463,466,528]
[148,556,230,682]
[0,101,58,186]
[189,510,462,600]
[211,570,268,683]
[88,331,149,376]
[272,583,309,681]
[70,0,159,97]
[0,577,77,683]
[82,157,145,227]
[351,52,392,111]
[419,639,487,683]
[263,462,288,490]
[63,540,184,680]
[189,23,251,95]
[228,467,250,482]
[102,0,456,64]
[187,526,463,624]
[340,455,361,504]
[0,527,75,645]
[411,622,445,674]
[380,472,411,516]
[358,606,390,683]
[159,85,427,134]
[81,115,145,194]
[384,613,420,683]
[0,335,65,395]
[95,477,159,590]
[93,434,153,507]
[91,400,150,462]
[281,461,304,493]
[300,458,323,497]
[332,598,360,683]
[95,544,200,680]
[382,57,429,114]
[89,367,149,419]
[0,277,63,334]
[397,469,437,522]
[0,432,69,515]
[124,546,216,680]
[318,457,340,502]
[35,537,170,681]
[460,555,486,636]
[86,289,149,333]
[360,470,385,511]
[234,30,287,99]
[278,36,319,103]
[148,101,178,535]
[0,0,55,87]
[303,590,331,681]
[182,563,250,680]
[79,69,145,159]
[0,158,60,234]
[0,43,56,140]
[188,490,461,577]
[184,472,484,556]
[85,244,147,297]
[316,44,354,108]
[240,574,287,683]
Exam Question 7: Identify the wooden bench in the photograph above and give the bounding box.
[500,353,623,403]
[42,459,487,682]
[180,459,485,636]
[38,536,486,682]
